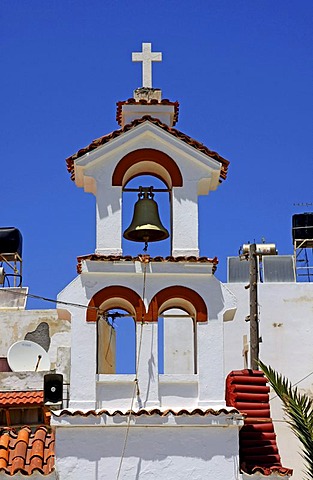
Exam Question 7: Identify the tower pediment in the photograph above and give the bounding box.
[67,116,229,195]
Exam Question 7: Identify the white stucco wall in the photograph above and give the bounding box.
[224,281,313,479]
[55,421,242,480]
[58,262,236,411]
[0,473,57,480]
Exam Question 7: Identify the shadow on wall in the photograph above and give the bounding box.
[56,425,238,463]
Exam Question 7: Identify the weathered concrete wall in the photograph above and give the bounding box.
[0,309,71,381]
[0,371,46,391]
[224,282,313,479]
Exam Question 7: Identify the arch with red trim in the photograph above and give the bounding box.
[112,148,183,188]
[86,286,146,322]
[147,286,207,322]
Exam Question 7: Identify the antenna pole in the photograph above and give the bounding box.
[249,243,259,370]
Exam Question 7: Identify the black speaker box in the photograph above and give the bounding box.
[44,373,63,404]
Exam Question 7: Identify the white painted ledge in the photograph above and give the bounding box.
[159,374,198,383]
[97,374,135,383]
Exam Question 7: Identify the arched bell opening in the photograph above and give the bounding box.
[112,148,183,189]
[122,175,172,257]
[97,308,136,375]
[158,307,197,375]
[147,286,208,323]
[88,286,143,375]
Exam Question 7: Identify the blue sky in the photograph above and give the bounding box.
[1,1,312,310]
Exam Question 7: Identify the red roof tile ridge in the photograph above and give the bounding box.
[66,115,229,182]
[116,98,180,126]
[250,465,294,476]
[226,369,293,477]
[76,253,218,262]
[53,406,240,417]
[76,253,218,274]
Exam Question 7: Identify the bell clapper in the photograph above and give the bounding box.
[143,236,149,252]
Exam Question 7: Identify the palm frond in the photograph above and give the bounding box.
[259,361,313,480]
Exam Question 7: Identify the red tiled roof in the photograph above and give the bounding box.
[76,254,218,274]
[66,116,229,182]
[0,391,43,407]
[0,426,55,476]
[116,98,180,126]
[53,407,240,417]
[226,369,293,477]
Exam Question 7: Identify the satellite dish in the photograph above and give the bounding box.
[7,340,50,372]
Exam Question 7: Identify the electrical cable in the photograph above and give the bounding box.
[0,287,98,312]
[269,369,313,402]
[3,270,312,441]
[116,256,148,480]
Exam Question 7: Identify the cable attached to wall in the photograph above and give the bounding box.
[116,255,149,480]
[0,287,99,312]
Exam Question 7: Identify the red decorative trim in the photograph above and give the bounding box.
[147,286,207,322]
[112,148,183,188]
[86,286,146,322]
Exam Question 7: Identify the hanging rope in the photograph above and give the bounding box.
[116,256,149,480]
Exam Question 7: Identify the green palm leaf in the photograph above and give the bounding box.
[259,361,313,480]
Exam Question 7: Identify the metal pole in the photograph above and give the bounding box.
[249,243,259,370]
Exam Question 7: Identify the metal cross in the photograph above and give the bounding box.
[132,43,162,88]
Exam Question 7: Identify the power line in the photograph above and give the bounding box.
[0,287,97,312]
[269,369,313,402]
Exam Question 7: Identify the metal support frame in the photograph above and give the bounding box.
[294,239,313,282]
[0,253,23,287]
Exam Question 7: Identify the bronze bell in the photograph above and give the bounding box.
[123,187,169,243]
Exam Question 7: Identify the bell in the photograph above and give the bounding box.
[123,187,169,243]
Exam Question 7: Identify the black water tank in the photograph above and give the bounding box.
[0,228,23,257]
[292,213,313,242]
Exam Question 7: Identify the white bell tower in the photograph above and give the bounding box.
[67,43,228,258]
[54,43,242,480]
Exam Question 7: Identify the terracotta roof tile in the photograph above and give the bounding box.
[0,426,55,476]
[226,369,293,477]
[76,254,218,274]
[116,98,180,126]
[0,391,43,407]
[53,406,239,417]
[66,116,229,182]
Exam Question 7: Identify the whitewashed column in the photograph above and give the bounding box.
[135,322,160,408]
[172,182,199,257]
[67,308,97,410]
[95,180,122,255]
